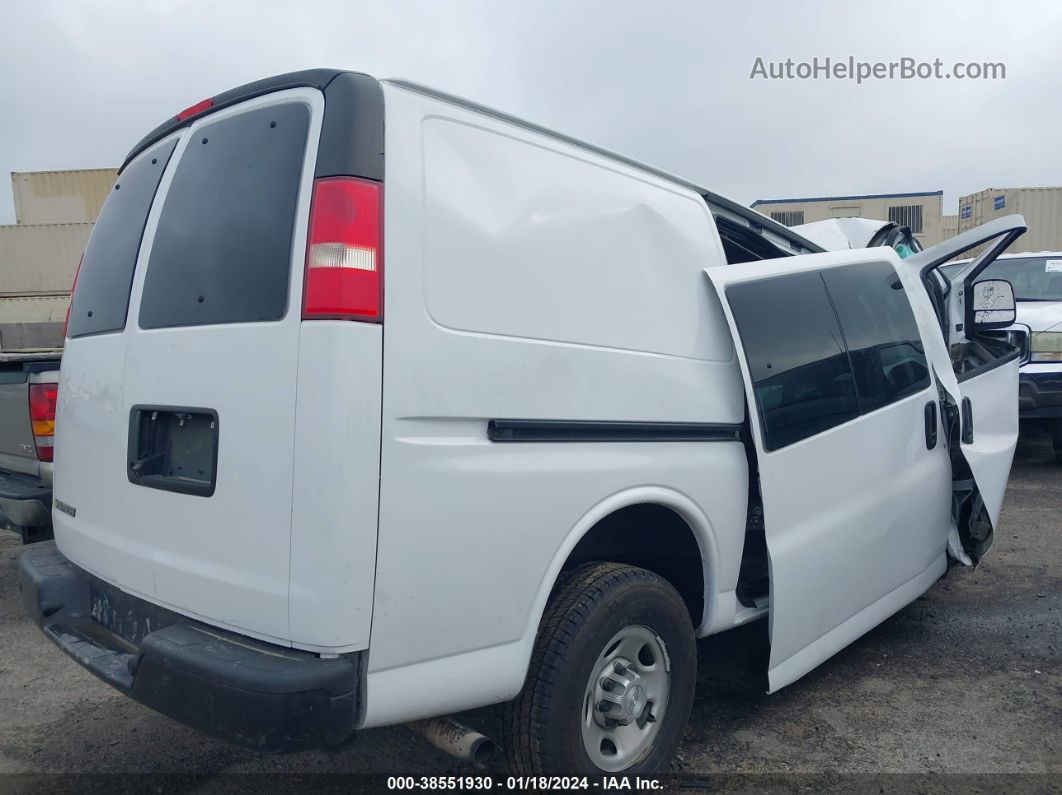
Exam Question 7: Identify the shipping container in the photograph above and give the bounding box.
[941,214,958,241]
[11,168,116,225]
[751,191,949,247]
[0,222,92,295]
[957,186,1062,256]
[0,294,67,351]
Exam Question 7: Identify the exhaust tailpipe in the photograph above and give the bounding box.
[406,717,496,767]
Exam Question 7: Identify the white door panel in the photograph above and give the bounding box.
[758,391,949,689]
[957,358,1020,529]
[901,216,1026,560]
[706,248,953,692]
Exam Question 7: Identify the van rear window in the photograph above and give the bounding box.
[67,139,176,338]
[138,102,311,329]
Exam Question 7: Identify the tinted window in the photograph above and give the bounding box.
[727,271,859,451]
[67,140,176,338]
[823,262,931,412]
[139,102,310,329]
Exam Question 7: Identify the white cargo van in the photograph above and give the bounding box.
[21,70,1025,774]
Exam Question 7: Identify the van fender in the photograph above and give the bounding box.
[360,486,724,727]
[518,486,722,668]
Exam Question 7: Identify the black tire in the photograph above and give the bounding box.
[1051,421,1062,464]
[502,562,697,775]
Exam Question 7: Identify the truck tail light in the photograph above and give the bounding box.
[64,253,83,339]
[303,177,382,322]
[29,383,58,462]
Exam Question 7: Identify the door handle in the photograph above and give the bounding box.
[961,396,974,444]
[924,401,937,449]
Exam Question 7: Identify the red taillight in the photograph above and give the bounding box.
[176,97,214,121]
[303,177,383,321]
[29,383,58,462]
[64,252,83,339]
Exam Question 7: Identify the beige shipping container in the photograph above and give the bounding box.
[11,168,116,225]
[751,191,949,247]
[957,186,1062,256]
[0,294,68,351]
[941,214,958,241]
[0,223,92,295]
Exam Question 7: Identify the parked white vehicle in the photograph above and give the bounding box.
[943,252,1062,462]
[21,70,1025,775]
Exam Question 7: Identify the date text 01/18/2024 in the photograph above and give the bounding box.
[386,776,664,790]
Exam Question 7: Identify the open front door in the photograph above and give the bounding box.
[707,249,956,692]
[902,215,1027,564]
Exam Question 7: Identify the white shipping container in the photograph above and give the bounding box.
[0,222,92,295]
[957,186,1062,256]
[12,168,116,225]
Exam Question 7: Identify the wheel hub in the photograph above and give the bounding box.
[594,660,649,725]
[582,624,671,771]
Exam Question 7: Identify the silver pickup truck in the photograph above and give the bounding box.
[0,351,60,543]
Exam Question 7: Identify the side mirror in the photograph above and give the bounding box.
[972,279,1016,328]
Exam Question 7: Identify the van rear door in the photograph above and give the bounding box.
[55,89,323,645]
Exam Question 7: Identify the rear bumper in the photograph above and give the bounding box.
[1019,369,1062,419]
[20,543,361,752]
[0,469,52,543]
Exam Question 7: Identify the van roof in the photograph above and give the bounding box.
[123,69,820,256]
[121,69,347,171]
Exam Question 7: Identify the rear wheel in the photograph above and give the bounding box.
[502,562,696,775]
[1051,420,1062,464]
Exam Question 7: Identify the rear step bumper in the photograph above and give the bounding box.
[0,470,52,543]
[20,542,361,752]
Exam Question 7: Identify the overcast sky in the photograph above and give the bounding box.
[2,0,1060,225]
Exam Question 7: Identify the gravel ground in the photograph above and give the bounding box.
[0,424,1058,792]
